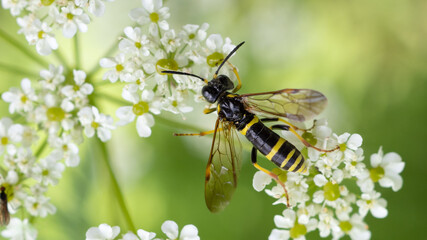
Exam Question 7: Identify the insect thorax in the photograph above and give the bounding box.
[218,94,254,130]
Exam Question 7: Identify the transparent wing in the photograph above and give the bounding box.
[240,88,327,121]
[205,118,242,213]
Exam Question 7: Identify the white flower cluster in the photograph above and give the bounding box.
[1,0,113,55]
[253,119,404,240]
[0,65,114,239]
[86,221,200,240]
[100,0,236,138]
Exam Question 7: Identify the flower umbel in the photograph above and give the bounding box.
[85,220,200,240]
[253,119,404,239]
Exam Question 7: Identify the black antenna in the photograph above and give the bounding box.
[214,41,245,76]
[161,70,208,83]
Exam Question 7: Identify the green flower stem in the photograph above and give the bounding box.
[0,28,48,67]
[74,33,81,69]
[34,136,48,158]
[93,92,129,106]
[0,62,39,77]
[53,49,71,71]
[92,79,117,87]
[96,139,136,233]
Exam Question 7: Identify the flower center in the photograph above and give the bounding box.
[66,13,74,20]
[339,143,347,152]
[135,42,142,49]
[41,0,54,6]
[189,33,195,39]
[132,101,149,116]
[370,166,385,182]
[339,221,353,233]
[91,121,100,129]
[73,84,80,91]
[42,169,50,176]
[290,223,307,239]
[21,95,28,103]
[116,64,124,72]
[156,58,179,74]
[302,132,317,146]
[1,137,9,145]
[323,181,340,201]
[38,30,45,39]
[46,107,65,122]
[62,144,68,152]
[149,12,159,22]
[172,100,178,107]
[206,52,224,67]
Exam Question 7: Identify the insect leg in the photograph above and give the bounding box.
[261,118,339,153]
[226,61,242,93]
[174,128,223,137]
[203,107,217,114]
[251,147,290,207]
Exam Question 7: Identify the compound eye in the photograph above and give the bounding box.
[201,85,217,103]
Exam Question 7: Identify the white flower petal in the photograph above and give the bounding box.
[84,126,95,138]
[253,171,272,192]
[116,106,135,125]
[275,209,295,228]
[137,229,156,240]
[337,132,350,144]
[141,90,154,102]
[36,39,53,55]
[370,154,382,167]
[180,224,199,240]
[122,89,139,103]
[140,113,154,127]
[97,127,112,142]
[161,220,179,239]
[136,121,152,138]
[371,202,388,218]
[313,174,327,187]
[89,0,105,17]
[313,190,324,203]
[347,134,362,150]
[63,22,77,38]
[268,229,290,240]
[65,154,80,167]
[158,20,169,30]
[98,223,113,238]
[99,58,117,68]
[80,83,94,95]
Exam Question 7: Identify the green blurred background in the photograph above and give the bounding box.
[0,0,426,239]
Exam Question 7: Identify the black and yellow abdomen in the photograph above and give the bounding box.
[238,116,307,173]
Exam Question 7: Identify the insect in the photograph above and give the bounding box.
[0,186,10,226]
[162,41,337,212]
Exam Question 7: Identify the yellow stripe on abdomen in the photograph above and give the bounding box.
[296,160,308,174]
[288,154,303,172]
[280,148,295,168]
[239,116,259,136]
[265,138,286,160]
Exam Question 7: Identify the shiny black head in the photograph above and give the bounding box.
[201,75,234,103]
